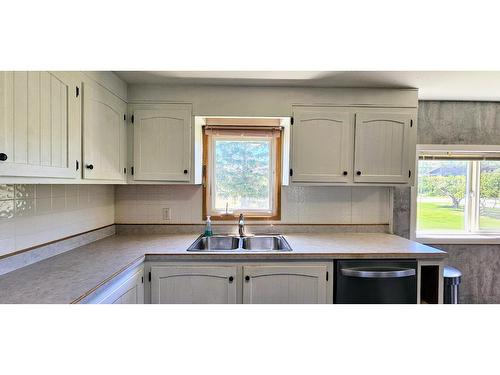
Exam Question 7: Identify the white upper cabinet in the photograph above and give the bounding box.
[242,263,332,304]
[150,265,237,304]
[291,107,353,183]
[82,78,127,181]
[354,112,412,183]
[132,104,192,182]
[289,106,415,185]
[0,71,80,179]
[2,76,416,187]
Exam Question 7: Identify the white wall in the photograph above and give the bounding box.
[115,185,390,225]
[0,184,114,257]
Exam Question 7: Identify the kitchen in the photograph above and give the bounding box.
[1,1,498,373]
[0,72,449,304]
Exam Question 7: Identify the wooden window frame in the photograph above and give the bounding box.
[202,126,282,221]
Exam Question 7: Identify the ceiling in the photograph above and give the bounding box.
[115,71,500,101]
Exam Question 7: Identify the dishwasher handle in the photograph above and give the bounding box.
[340,267,416,278]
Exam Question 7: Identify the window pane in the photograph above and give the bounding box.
[417,160,468,233]
[214,139,271,211]
[479,161,500,230]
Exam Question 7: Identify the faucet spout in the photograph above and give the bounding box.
[238,213,245,237]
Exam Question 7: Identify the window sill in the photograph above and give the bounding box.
[416,234,500,245]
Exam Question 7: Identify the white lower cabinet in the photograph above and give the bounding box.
[86,261,333,304]
[150,264,238,304]
[86,265,144,304]
[107,272,144,304]
[149,262,333,304]
[242,263,332,304]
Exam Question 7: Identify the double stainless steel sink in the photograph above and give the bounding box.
[187,234,292,252]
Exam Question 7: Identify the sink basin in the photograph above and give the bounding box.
[187,236,240,251]
[186,235,292,252]
[242,236,292,251]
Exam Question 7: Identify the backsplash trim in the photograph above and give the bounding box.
[0,224,115,261]
[115,223,390,235]
[0,225,116,276]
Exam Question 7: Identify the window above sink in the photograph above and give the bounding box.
[200,117,291,221]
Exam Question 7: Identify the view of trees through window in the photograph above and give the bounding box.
[213,139,272,212]
[479,161,500,229]
[417,159,500,233]
[417,160,467,232]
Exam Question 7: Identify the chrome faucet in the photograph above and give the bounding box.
[238,213,245,237]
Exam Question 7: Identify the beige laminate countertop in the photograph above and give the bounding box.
[0,232,446,304]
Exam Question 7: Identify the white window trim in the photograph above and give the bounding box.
[411,144,500,244]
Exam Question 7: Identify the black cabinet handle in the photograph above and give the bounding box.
[228,276,234,283]
[86,164,94,170]
[343,171,348,176]
[356,171,361,176]
[183,169,188,174]
[245,275,250,282]
[0,153,7,161]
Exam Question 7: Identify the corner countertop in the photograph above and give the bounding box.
[0,232,446,304]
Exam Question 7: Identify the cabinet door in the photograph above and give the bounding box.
[242,264,331,304]
[82,79,127,181]
[0,71,80,179]
[150,265,237,304]
[133,106,192,182]
[83,265,144,304]
[354,113,412,183]
[100,269,144,305]
[291,107,353,183]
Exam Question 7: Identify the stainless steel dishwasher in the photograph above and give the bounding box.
[335,260,418,304]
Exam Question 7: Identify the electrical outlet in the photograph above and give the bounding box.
[163,208,171,221]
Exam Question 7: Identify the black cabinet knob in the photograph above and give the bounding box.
[0,153,7,161]
[183,169,188,174]
[245,275,250,282]
[228,276,234,283]
[343,171,348,176]
[86,164,94,170]
[356,171,361,176]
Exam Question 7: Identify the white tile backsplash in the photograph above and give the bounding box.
[0,184,115,257]
[115,185,391,225]
[351,187,391,224]
[282,186,353,224]
[115,184,202,224]
[0,185,14,200]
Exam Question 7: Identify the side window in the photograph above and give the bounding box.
[416,148,500,237]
